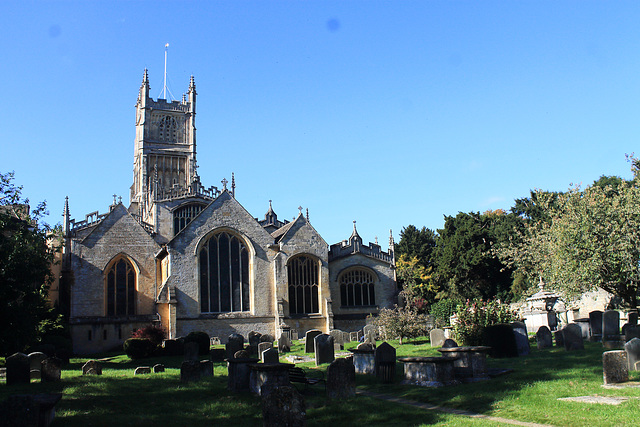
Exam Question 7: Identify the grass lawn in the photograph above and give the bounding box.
[2,339,639,426]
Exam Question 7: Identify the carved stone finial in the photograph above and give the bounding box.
[112,194,117,205]
[222,178,228,190]
[118,196,122,204]
[306,208,309,222]
[298,206,303,214]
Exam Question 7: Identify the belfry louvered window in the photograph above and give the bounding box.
[158,115,178,142]
[105,257,136,316]
[199,231,250,313]
[339,268,376,307]
[288,255,319,314]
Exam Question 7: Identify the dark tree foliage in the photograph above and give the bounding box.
[434,210,516,302]
[396,225,437,268]
[0,171,59,355]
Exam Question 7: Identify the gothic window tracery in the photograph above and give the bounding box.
[288,255,319,314]
[173,203,206,234]
[199,231,250,313]
[105,256,136,316]
[339,268,376,307]
[158,115,178,142]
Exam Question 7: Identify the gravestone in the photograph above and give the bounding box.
[180,360,201,382]
[374,342,396,383]
[603,350,628,384]
[602,310,620,340]
[162,339,182,356]
[554,328,565,347]
[562,323,584,351]
[330,329,347,349]
[258,342,272,357]
[184,341,200,361]
[28,352,47,374]
[262,347,280,364]
[304,330,322,353]
[511,322,530,356]
[200,360,214,377]
[278,332,291,353]
[234,349,250,359]
[6,352,30,385]
[226,333,245,359]
[363,327,377,347]
[624,338,640,371]
[314,334,335,365]
[349,331,359,342]
[261,385,305,427]
[248,331,262,347]
[82,360,102,375]
[357,342,374,351]
[625,324,640,342]
[260,334,275,344]
[442,339,458,348]
[482,324,518,358]
[326,358,356,399]
[210,336,222,346]
[628,311,638,325]
[589,310,603,340]
[210,348,226,362]
[153,364,165,373]
[246,344,259,358]
[536,326,553,349]
[430,329,445,347]
[41,357,63,382]
[135,366,151,375]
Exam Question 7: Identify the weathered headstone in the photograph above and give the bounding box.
[153,364,165,373]
[180,360,201,382]
[260,334,275,344]
[326,358,356,399]
[234,349,250,359]
[330,329,347,349]
[511,322,530,356]
[41,357,63,382]
[210,348,226,362]
[603,350,628,384]
[624,337,640,371]
[278,332,291,353]
[314,334,335,365]
[625,324,640,342]
[28,352,47,373]
[356,342,374,351]
[199,360,214,377]
[374,342,396,383]
[482,324,518,358]
[135,366,151,375]
[554,328,565,347]
[430,328,445,347]
[162,339,182,356]
[589,310,603,340]
[6,353,30,385]
[226,333,245,359]
[248,331,262,347]
[562,323,584,351]
[536,326,553,349]
[628,311,638,325]
[184,341,200,361]
[82,360,102,375]
[349,331,359,342]
[258,341,272,357]
[603,310,620,340]
[304,329,322,353]
[442,339,458,348]
[261,385,305,427]
[210,336,221,346]
[262,347,280,364]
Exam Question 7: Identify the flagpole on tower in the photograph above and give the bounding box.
[162,43,169,100]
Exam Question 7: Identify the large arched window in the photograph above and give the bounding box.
[199,231,250,313]
[105,256,136,316]
[339,268,376,307]
[173,203,206,234]
[288,255,319,314]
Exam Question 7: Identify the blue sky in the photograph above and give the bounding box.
[2,1,640,248]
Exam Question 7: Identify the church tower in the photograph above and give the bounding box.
[130,70,197,218]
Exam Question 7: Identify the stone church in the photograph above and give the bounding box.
[62,71,397,354]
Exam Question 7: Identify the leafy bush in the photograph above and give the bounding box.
[370,305,429,345]
[131,324,166,346]
[123,338,156,359]
[429,298,459,328]
[453,299,517,346]
[184,331,210,355]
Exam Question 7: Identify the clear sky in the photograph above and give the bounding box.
[2,1,639,248]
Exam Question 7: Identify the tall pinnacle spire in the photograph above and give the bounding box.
[62,196,70,237]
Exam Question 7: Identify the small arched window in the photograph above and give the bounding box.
[288,255,319,314]
[158,115,178,142]
[173,203,206,234]
[339,268,376,307]
[199,231,250,313]
[105,256,136,316]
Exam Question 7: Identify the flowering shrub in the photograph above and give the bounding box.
[429,298,459,328]
[370,305,429,345]
[453,299,517,346]
[131,324,166,346]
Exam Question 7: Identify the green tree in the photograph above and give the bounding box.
[0,171,60,355]
[396,225,437,268]
[499,159,640,308]
[396,254,437,311]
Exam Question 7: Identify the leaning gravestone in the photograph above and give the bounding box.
[625,325,640,342]
[430,328,445,347]
[603,310,620,340]
[6,352,30,385]
[41,357,63,382]
[262,385,305,427]
[305,330,322,353]
[562,323,584,351]
[258,341,272,357]
[589,310,603,340]
[326,358,356,399]
[278,332,291,353]
[184,341,200,361]
[330,329,346,349]
[248,331,262,347]
[153,364,165,373]
[482,324,518,358]
[226,333,245,359]
[135,366,151,375]
[511,322,530,356]
[82,360,102,375]
[624,338,640,371]
[536,326,553,349]
[603,350,628,384]
[262,347,280,364]
[315,334,335,365]
[374,342,396,383]
[442,339,458,348]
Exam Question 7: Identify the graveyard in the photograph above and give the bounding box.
[2,329,640,426]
